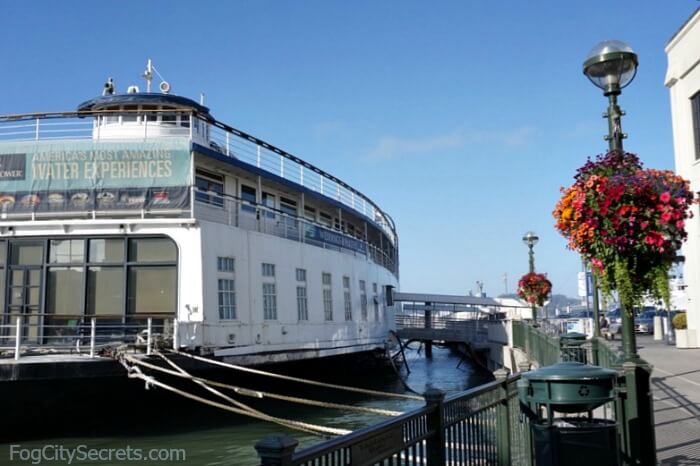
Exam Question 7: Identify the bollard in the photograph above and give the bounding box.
[424,387,445,466]
[255,434,298,466]
[653,316,662,341]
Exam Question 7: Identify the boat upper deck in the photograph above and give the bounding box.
[0,104,397,249]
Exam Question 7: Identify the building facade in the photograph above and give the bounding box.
[665,7,700,347]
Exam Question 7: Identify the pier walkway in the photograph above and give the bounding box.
[637,335,700,465]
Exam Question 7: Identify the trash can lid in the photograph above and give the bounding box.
[522,362,617,382]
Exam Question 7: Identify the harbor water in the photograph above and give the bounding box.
[1,346,492,466]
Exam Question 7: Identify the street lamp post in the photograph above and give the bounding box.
[522,231,539,323]
[583,40,639,361]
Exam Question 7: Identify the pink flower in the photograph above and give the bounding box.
[661,212,672,223]
[660,192,671,203]
[676,220,685,229]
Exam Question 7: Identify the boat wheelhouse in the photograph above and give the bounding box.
[0,64,399,365]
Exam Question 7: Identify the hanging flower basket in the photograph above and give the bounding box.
[553,150,694,308]
[517,272,552,306]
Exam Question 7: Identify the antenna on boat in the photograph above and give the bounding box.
[143,59,171,94]
[143,59,153,93]
[200,93,205,105]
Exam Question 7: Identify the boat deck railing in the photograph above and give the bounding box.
[0,314,176,360]
[0,109,397,248]
[195,189,398,274]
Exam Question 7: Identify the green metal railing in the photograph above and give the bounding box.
[255,373,532,466]
[511,321,560,367]
[512,320,656,466]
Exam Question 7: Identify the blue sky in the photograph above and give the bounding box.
[0,1,697,298]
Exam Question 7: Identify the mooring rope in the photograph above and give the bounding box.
[169,350,424,401]
[124,353,403,417]
[119,356,350,437]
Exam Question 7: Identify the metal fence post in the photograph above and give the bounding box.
[146,317,153,356]
[255,435,298,466]
[424,388,446,466]
[173,318,179,350]
[14,316,22,360]
[494,369,511,466]
[89,318,96,358]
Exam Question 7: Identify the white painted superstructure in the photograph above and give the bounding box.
[0,65,399,364]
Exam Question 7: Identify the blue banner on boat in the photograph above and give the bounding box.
[0,138,191,191]
[305,225,367,253]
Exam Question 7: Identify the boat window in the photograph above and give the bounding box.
[103,106,120,125]
[195,169,224,207]
[49,239,85,264]
[47,267,84,315]
[179,113,191,128]
[303,206,316,222]
[128,238,177,262]
[123,105,138,123]
[296,268,306,282]
[87,267,123,316]
[241,185,256,213]
[218,279,236,319]
[262,282,277,320]
[10,242,44,265]
[262,192,275,218]
[161,106,177,125]
[217,257,235,273]
[141,105,157,122]
[262,263,276,277]
[280,197,297,216]
[89,239,125,263]
[322,272,333,321]
[127,266,176,313]
[319,212,332,228]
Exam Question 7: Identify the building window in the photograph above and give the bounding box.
[262,263,275,277]
[263,282,277,320]
[693,91,700,160]
[195,170,224,207]
[296,268,306,282]
[218,279,236,319]
[217,257,235,272]
[297,286,308,321]
[343,276,352,321]
[360,280,367,321]
[322,272,333,321]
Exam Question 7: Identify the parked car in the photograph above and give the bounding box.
[635,310,657,334]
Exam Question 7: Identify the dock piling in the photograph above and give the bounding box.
[89,318,96,358]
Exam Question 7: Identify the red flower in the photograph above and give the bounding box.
[660,192,671,203]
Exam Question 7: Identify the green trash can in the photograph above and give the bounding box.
[559,332,588,363]
[517,362,619,466]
